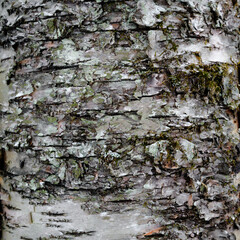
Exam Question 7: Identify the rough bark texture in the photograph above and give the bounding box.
[0,0,240,239]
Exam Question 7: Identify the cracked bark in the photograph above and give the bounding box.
[0,0,240,239]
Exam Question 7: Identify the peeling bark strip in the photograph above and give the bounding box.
[0,0,240,239]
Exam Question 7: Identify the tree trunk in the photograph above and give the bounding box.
[0,0,240,239]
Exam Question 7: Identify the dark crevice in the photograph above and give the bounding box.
[61,230,96,236]
[0,148,6,171]
[232,0,237,6]
[210,6,219,24]
[20,160,25,169]
[238,63,240,85]
[23,13,76,23]
[6,79,11,85]
[108,199,137,203]
[237,109,240,129]
[33,64,79,73]
[1,17,26,33]
[54,0,127,3]
[46,223,61,228]
[233,162,240,174]
[41,211,66,216]
[0,196,2,240]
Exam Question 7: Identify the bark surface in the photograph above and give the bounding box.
[0,0,240,239]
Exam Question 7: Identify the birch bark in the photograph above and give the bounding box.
[0,0,240,239]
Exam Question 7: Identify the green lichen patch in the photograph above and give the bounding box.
[168,64,232,104]
[189,64,226,103]
[46,18,73,39]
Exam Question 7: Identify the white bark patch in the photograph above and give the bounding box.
[180,139,195,161]
[0,48,15,111]
[2,191,157,240]
[136,0,166,27]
